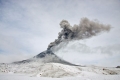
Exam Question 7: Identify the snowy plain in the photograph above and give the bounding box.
[0,73,120,80]
[0,61,120,80]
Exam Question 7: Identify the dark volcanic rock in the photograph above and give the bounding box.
[116,66,120,68]
[34,50,54,58]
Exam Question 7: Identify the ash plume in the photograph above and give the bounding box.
[48,17,111,50]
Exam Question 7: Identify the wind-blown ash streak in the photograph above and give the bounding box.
[48,17,111,50]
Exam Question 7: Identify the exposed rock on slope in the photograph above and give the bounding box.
[13,50,77,66]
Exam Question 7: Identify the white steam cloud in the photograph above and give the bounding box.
[53,41,120,67]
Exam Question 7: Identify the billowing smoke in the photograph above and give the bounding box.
[47,17,111,50]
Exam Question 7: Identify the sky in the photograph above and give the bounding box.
[0,0,120,66]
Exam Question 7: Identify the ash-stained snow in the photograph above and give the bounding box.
[0,61,120,80]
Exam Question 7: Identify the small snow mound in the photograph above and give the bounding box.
[8,72,14,74]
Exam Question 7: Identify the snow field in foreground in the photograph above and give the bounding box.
[0,62,120,79]
[0,73,120,80]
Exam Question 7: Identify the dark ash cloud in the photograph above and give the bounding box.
[48,17,111,50]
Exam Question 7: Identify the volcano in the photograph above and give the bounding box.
[13,50,78,66]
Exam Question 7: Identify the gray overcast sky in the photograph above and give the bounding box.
[0,0,120,64]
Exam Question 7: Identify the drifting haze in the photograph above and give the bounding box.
[53,41,120,67]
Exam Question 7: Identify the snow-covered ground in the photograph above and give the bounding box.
[0,61,120,80]
[0,73,120,80]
